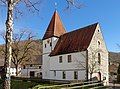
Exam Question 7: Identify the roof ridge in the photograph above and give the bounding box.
[63,22,98,36]
[53,10,57,35]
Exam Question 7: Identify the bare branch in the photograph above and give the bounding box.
[0,31,6,41]
[117,44,120,48]
[0,0,8,5]
[13,0,21,6]
[75,59,86,69]
[66,0,83,9]
[24,0,40,12]
[14,6,23,19]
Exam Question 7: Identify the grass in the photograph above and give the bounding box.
[0,79,46,89]
[0,79,108,89]
[11,80,38,89]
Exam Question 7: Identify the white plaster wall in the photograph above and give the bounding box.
[21,68,42,77]
[78,70,86,80]
[7,67,21,76]
[49,70,86,80]
[49,51,87,80]
[10,68,16,76]
[56,71,62,80]
[21,65,42,77]
[42,37,58,79]
[43,38,52,54]
[51,37,58,50]
[42,54,50,79]
[43,37,58,54]
[66,71,74,80]
[50,51,86,70]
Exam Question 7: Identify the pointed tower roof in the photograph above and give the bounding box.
[42,11,66,40]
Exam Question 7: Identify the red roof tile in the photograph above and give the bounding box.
[42,11,66,40]
[50,23,98,56]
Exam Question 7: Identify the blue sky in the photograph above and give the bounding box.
[0,0,120,52]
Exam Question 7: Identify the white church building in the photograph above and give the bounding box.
[42,11,109,85]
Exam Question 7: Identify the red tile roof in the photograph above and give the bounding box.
[50,23,98,56]
[42,11,66,40]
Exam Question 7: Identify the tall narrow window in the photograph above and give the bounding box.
[45,44,46,48]
[50,42,52,47]
[63,71,66,79]
[54,71,56,76]
[23,65,25,69]
[74,71,78,79]
[98,41,100,46]
[98,53,101,64]
[68,55,72,63]
[59,56,62,63]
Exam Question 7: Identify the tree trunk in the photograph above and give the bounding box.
[15,65,18,76]
[90,73,92,81]
[3,0,13,89]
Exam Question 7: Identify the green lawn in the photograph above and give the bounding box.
[11,80,38,89]
[0,80,46,89]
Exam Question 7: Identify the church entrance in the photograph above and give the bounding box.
[98,72,101,81]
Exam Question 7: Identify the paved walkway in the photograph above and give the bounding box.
[108,83,120,89]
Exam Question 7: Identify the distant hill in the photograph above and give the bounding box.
[109,52,120,74]
[109,52,120,63]
[0,39,43,66]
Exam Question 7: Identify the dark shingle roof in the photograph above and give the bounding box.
[42,11,66,40]
[50,23,98,56]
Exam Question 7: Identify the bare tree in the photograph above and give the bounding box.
[0,0,82,88]
[75,49,103,81]
[0,30,42,76]
[11,30,35,76]
[87,50,102,81]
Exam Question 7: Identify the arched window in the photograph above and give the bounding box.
[98,41,100,46]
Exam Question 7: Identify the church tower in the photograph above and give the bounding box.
[42,11,66,79]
